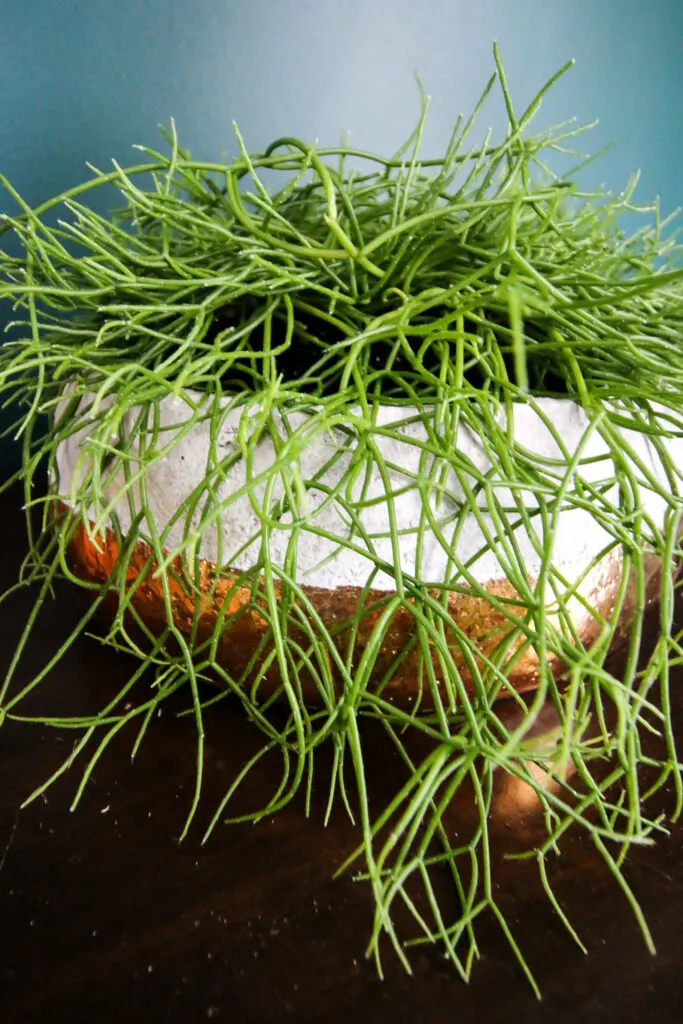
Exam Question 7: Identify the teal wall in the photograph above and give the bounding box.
[2,0,682,474]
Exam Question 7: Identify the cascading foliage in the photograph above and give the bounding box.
[1,46,683,994]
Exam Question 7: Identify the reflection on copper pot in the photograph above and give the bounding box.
[57,501,667,711]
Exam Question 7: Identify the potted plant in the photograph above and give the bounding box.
[1,48,682,993]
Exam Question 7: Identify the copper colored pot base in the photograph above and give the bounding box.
[60,504,666,710]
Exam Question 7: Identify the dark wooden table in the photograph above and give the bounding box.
[1,482,682,1023]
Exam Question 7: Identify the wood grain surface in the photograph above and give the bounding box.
[1,483,682,1023]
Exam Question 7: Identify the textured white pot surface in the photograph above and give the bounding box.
[55,389,682,593]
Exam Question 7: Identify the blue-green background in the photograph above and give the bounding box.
[2,0,682,474]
